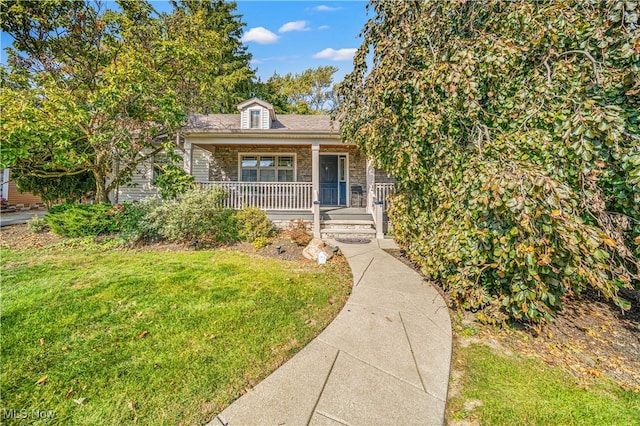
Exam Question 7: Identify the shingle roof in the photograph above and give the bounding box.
[182,113,340,134]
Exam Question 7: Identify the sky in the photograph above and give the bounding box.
[1,0,370,84]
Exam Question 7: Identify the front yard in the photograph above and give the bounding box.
[0,239,351,424]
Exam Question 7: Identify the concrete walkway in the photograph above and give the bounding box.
[0,210,46,227]
[213,239,452,426]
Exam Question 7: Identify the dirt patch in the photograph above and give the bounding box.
[385,247,640,391]
[0,224,65,249]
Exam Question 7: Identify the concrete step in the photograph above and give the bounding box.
[321,220,375,230]
[320,227,377,239]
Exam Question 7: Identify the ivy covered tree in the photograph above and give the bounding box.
[337,0,639,323]
[0,0,253,203]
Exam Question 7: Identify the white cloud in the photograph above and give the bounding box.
[314,5,341,12]
[312,48,356,61]
[241,27,279,44]
[318,25,330,30]
[279,21,310,33]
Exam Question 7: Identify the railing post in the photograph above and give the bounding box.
[313,190,321,239]
[375,200,384,239]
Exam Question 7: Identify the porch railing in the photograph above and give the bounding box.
[198,181,313,211]
[374,183,395,210]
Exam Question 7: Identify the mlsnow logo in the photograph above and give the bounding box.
[3,408,56,419]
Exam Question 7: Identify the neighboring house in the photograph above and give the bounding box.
[116,98,394,238]
[1,168,44,208]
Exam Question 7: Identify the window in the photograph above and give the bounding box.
[250,110,261,129]
[240,154,295,182]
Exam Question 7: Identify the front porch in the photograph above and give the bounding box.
[196,181,393,239]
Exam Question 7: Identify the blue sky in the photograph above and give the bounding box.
[230,1,369,82]
[1,1,370,84]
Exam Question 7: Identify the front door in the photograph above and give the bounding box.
[320,155,347,206]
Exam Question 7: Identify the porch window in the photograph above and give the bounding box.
[250,110,261,129]
[240,154,295,182]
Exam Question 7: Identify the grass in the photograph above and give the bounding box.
[0,246,351,424]
[448,343,640,425]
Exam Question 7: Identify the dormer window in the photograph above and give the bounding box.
[250,110,261,129]
[238,98,276,130]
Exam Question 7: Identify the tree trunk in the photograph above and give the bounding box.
[93,170,110,204]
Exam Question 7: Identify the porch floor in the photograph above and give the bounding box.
[267,207,373,222]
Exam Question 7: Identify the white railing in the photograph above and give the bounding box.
[198,181,313,211]
[375,183,395,210]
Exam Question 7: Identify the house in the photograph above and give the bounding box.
[1,168,44,210]
[117,98,394,238]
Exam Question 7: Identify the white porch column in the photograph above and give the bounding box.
[183,138,192,175]
[366,159,375,214]
[312,143,321,238]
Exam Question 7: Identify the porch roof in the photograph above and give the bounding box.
[182,113,340,136]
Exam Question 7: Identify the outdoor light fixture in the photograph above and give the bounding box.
[276,245,282,254]
[191,239,199,250]
[332,246,339,254]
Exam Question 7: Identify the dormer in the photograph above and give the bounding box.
[238,98,276,130]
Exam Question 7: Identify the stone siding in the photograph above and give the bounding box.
[195,144,371,207]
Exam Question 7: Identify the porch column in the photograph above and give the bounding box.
[183,138,192,175]
[366,159,375,214]
[312,143,321,238]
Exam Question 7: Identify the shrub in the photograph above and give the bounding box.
[251,236,270,249]
[150,187,239,243]
[237,206,274,243]
[47,203,119,237]
[154,163,194,200]
[115,199,162,244]
[28,215,48,233]
[283,219,311,246]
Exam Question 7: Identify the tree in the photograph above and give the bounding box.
[0,0,253,203]
[336,0,639,323]
[261,66,339,113]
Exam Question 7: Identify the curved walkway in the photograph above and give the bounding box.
[213,239,452,426]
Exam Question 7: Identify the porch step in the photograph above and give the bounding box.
[321,219,375,230]
[320,219,376,239]
[320,227,377,239]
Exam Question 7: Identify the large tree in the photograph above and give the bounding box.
[257,66,339,113]
[337,0,639,323]
[0,0,253,202]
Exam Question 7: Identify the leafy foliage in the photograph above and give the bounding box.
[236,206,274,244]
[0,0,253,202]
[47,203,119,237]
[148,187,239,243]
[12,170,95,206]
[114,199,163,244]
[253,66,339,113]
[153,163,195,200]
[282,219,312,246]
[27,215,48,233]
[337,0,639,323]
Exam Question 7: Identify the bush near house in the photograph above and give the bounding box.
[237,206,274,246]
[46,203,119,237]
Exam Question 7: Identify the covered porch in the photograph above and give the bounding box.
[195,180,394,239]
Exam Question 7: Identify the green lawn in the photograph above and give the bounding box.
[0,246,351,424]
[448,343,640,425]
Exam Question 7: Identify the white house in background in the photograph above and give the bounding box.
[115,98,394,238]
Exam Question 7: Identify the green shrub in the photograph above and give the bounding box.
[154,163,194,200]
[237,206,274,243]
[115,199,162,243]
[150,187,239,243]
[47,203,119,237]
[27,215,48,233]
[251,236,270,248]
[282,219,311,246]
